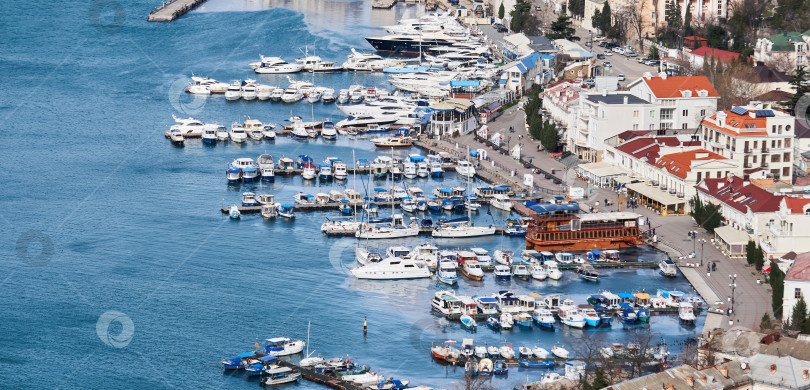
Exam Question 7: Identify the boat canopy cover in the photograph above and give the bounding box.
[438,188,453,193]
[409,155,425,162]
[478,297,497,303]
[300,194,314,198]
[239,352,256,358]
[635,293,651,299]
[265,367,293,374]
[494,185,512,191]
[590,294,606,300]
[258,356,278,362]
[618,303,633,309]
[228,166,241,173]
[374,187,387,192]
[243,167,257,172]
[281,204,295,209]
[225,357,241,364]
[450,80,481,87]
[618,293,635,299]
[249,363,264,370]
[529,203,580,214]
[265,337,290,343]
[590,250,603,255]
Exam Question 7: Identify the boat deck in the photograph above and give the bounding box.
[275,360,366,390]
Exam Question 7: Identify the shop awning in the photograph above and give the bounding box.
[625,182,684,206]
[714,225,750,246]
[577,162,628,179]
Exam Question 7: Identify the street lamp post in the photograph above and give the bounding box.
[699,238,707,267]
[728,274,738,318]
[688,230,697,258]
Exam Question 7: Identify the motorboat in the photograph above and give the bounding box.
[371,136,413,148]
[241,192,258,207]
[532,346,550,359]
[295,193,317,205]
[342,48,386,71]
[659,259,678,277]
[430,161,444,177]
[576,264,601,281]
[493,360,508,375]
[499,313,513,330]
[579,305,601,327]
[302,164,317,180]
[514,312,532,328]
[263,337,306,356]
[556,252,584,264]
[257,84,274,100]
[533,308,555,329]
[679,301,696,324]
[499,344,515,359]
[479,358,493,375]
[455,160,476,178]
[261,367,301,385]
[431,291,462,316]
[432,218,496,238]
[186,75,228,95]
[618,303,638,323]
[511,264,530,280]
[401,197,417,213]
[518,346,533,358]
[490,194,512,211]
[544,260,563,280]
[216,125,229,141]
[403,162,417,179]
[470,248,492,267]
[251,56,304,74]
[314,193,330,205]
[321,121,337,140]
[431,342,461,362]
[530,264,548,281]
[460,314,476,330]
[551,345,569,359]
[226,166,241,183]
[241,80,258,100]
[168,129,184,145]
[229,123,248,142]
[296,54,338,72]
[201,124,218,144]
[261,204,277,219]
[519,360,555,369]
[318,164,333,180]
[486,316,500,330]
[281,85,305,103]
[436,260,458,285]
[225,81,242,100]
[276,203,295,218]
[559,309,586,328]
[167,114,205,135]
[363,202,379,214]
[350,256,430,279]
[269,88,284,101]
[461,260,484,281]
[337,89,350,104]
[493,265,511,280]
[322,88,336,103]
[228,206,240,219]
[416,162,429,178]
[307,90,322,103]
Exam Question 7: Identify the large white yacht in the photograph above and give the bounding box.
[250,56,305,74]
[350,257,431,280]
[355,214,419,239]
[342,48,385,72]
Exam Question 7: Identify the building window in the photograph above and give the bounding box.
[661,109,674,120]
[633,110,639,117]
[633,124,639,130]
[682,123,688,129]
[772,125,776,133]
[650,110,655,118]
[797,288,803,299]
[786,138,792,148]
[700,109,706,116]
[784,167,791,178]
[683,109,688,116]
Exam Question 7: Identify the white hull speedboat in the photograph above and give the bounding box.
[356,225,420,239]
[432,224,495,238]
[350,257,431,279]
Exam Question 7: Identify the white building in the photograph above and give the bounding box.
[627,74,719,131]
[572,91,656,162]
[499,53,541,93]
[700,102,795,181]
[754,31,810,73]
[428,99,478,137]
[760,197,810,259]
[541,80,580,149]
[783,251,810,323]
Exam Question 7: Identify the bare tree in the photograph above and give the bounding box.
[565,332,609,380]
[623,327,656,379]
[766,52,796,74]
[453,373,495,390]
[626,0,648,53]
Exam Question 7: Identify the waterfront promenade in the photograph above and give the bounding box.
[430,105,772,333]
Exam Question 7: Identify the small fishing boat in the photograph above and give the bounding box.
[559,309,586,328]
[530,264,548,281]
[261,204,277,219]
[201,125,218,143]
[460,314,477,330]
[261,367,301,385]
[436,260,458,285]
[511,264,530,280]
[168,129,184,145]
[226,166,241,183]
[363,202,379,214]
[431,342,461,361]
[490,194,512,211]
[618,303,638,323]
[518,346,533,358]
[241,192,258,207]
[679,301,696,325]
[479,358,493,375]
[659,259,678,277]
[499,313,513,330]
[576,264,601,281]
[464,360,478,376]
[461,260,484,281]
[514,312,532,328]
[461,338,474,357]
[499,344,515,359]
[493,360,508,375]
[551,345,569,359]
[636,308,650,323]
[493,265,511,280]
[221,353,253,370]
[532,346,550,359]
[532,308,555,329]
[401,197,417,213]
[545,260,563,280]
[487,346,500,358]
[229,206,241,219]
[579,305,601,327]
[475,346,488,358]
[276,203,295,218]
[295,193,317,205]
[263,337,306,356]
[486,316,500,330]
[430,161,444,177]
[518,360,555,368]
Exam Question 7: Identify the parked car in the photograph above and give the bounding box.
[603,61,612,67]
[598,41,607,47]
[625,50,637,57]
[603,51,613,56]
[585,41,592,47]
[649,60,660,67]
[596,53,605,59]
[617,74,625,81]
[493,23,507,32]
[614,47,625,54]
[637,57,648,63]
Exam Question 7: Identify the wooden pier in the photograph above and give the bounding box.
[275,360,365,390]
[372,0,398,8]
[147,0,207,22]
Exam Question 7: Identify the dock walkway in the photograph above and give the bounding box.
[147,0,207,22]
[276,360,364,390]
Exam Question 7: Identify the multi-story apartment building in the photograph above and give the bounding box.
[572,91,656,162]
[699,103,795,181]
[754,31,810,73]
[627,74,719,132]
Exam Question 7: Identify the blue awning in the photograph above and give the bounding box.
[238,352,256,358]
[618,303,633,309]
[498,79,507,85]
[450,80,481,87]
[618,293,635,299]
[590,250,603,255]
[258,356,278,362]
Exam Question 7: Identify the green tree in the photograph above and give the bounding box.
[649,46,660,60]
[760,313,772,331]
[791,295,808,331]
[547,13,580,41]
[498,2,505,19]
[592,9,603,31]
[568,0,585,17]
[754,246,765,271]
[770,265,785,319]
[683,5,693,36]
[705,24,726,49]
[781,66,809,116]
[665,0,682,31]
[540,120,559,151]
[509,0,533,33]
[746,240,757,265]
[702,203,722,233]
[596,2,612,36]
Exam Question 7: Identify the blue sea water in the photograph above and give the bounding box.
[0,1,702,388]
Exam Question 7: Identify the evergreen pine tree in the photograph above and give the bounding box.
[770,265,785,318]
[498,2,505,20]
[746,240,757,265]
[760,313,772,331]
[791,296,808,331]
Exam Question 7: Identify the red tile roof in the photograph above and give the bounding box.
[702,109,770,136]
[783,197,810,214]
[615,136,700,162]
[654,149,728,179]
[787,252,810,281]
[690,46,741,63]
[698,176,783,213]
[640,75,720,98]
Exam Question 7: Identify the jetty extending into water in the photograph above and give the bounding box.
[275,360,366,390]
[147,0,207,22]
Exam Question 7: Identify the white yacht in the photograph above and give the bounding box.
[281,86,304,103]
[490,194,512,211]
[257,154,275,181]
[436,260,458,285]
[201,124,218,143]
[321,121,337,140]
[229,123,248,142]
[455,160,476,178]
[263,124,277,140]
[342,48,385,71]
[256,84,275,100]
[350,257,431,279]
[356,214,419,239]
[544,260,563,280]
[333,162,348,180]
[416,162,429,178]
[224,81,242,101]
[186,75,228,95]
[269,88,285,101]
[241,80,258,100]
[337,89,350,104]
[307,90,322,103]
[403,162,417,179]
[433,219,495,238]
[215,125,229,141]
[251,56,305,74]
[169,115,205,134]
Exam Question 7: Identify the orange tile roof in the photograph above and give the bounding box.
[641,75,719,98]
[690,46,740,63]
[783,197,810,214]
[654,149,728,179]
[787,252,810,281]
[701,116,769,137]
